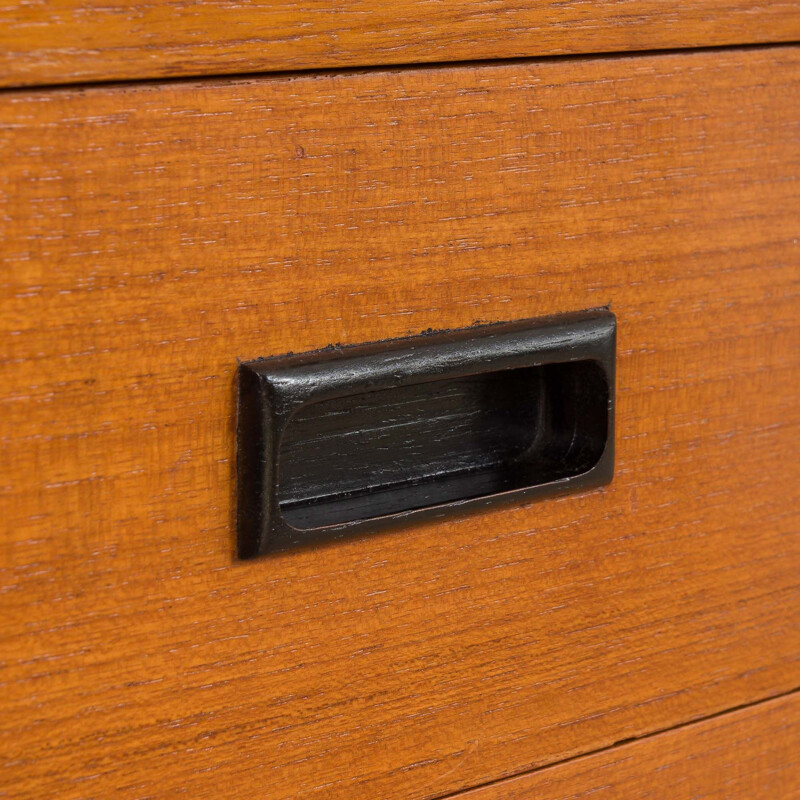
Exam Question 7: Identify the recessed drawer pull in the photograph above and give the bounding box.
[237,310,616,558]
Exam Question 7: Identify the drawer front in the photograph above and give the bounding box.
[1,47,799,800]
[2,1,799,88]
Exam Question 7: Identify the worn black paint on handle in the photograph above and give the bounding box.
[237,311,616,558]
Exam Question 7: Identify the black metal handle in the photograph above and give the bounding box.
[237,310,616,558]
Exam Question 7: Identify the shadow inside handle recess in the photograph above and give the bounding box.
[277,360,609,530]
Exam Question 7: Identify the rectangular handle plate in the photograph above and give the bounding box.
[237,310,615,558]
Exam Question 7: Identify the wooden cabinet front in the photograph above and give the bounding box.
[1,45,799,800]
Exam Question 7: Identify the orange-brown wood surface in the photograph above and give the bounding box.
[1,0,800,88]
[456,692,800,799]
[1,46,799,800]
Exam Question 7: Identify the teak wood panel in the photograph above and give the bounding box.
[1,46,799,800]
[455,692,800,799]
[1,1,800,88]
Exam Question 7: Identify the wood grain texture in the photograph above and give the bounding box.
[1,0,800,88]
[455,692,800,799]
[1,46,800,800]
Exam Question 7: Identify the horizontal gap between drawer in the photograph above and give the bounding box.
[1,40,797,97]
[433,684,800,800]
